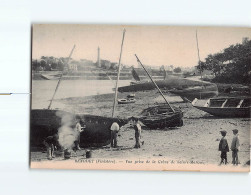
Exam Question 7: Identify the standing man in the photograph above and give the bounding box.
[43,134,59,160]
[110,121,120,148]
[231,129,240,165]
[73,117,85,151]
[218,130,229,165]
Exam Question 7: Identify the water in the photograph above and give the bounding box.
[32,80,131,109]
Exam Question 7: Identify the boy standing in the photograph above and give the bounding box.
[218,130,229,165]
[131,117,143,149]
[231,129,240,165]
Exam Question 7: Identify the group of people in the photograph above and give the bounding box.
[218,129,240,165]
[43,116,241,165]
[110,116,143,149]
[43,116,142,160]
[43,117,84,160]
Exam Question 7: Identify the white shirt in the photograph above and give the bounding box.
[110,122,120,131]
[75,122,83,132]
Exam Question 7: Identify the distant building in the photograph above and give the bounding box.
[68,63,78,71]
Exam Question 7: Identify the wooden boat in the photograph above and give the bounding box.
[169,84,218,102]
[192,97,251,117]
[30,109,127,147]
[138,104,183,129]
[118,98,136,104]
[134,55,184,129]
[127,94,135,98]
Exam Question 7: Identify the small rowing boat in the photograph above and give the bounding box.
[192,97,251,117]
[118,98,136,104]
[139,104,183,129]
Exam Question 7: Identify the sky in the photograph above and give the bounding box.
[32,24,251,68]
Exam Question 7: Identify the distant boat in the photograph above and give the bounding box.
[192,97,251,117]
[169,84,218,102]
[138,104,183,129]
[127,94,135,98]
[118,98,136,104]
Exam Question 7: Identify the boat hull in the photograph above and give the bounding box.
[193,106,251,118]
[30,109,127,148]
[118,98,136,104]
[140,112,183,129]
[169,87,218,102]
[139,104,183,129]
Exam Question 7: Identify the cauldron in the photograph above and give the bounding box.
[64,149,71,159]
[86,150,92,158]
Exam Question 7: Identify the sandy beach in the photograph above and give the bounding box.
[31,90,250,171]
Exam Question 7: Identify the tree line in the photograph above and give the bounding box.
[197,39,251,84]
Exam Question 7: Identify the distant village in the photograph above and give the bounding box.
[32,47,201,79]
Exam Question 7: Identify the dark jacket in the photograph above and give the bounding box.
[219,137,229,152]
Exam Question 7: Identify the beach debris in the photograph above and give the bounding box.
[229,122,237,126]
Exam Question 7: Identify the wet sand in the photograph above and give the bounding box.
[31,90,250,170]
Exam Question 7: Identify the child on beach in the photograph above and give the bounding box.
[43,134,59,160]
[218,130,229,165]
[231,129,240,165]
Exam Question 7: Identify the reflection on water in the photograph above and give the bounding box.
[32,80,131,109]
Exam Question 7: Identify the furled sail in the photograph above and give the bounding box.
[132,67,140,81]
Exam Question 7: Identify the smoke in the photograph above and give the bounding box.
[56,111,79,149]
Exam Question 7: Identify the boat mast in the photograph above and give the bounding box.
[195,30,204,99]
[135,54,175,113]
[195,30,202,80]
[112,29,126,117]
[48,45,76,109]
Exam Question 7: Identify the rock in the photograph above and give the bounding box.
[216,138,220,141]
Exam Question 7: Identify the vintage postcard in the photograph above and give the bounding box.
[30,24,250,172]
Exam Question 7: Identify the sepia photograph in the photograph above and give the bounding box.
[30,24,250,172]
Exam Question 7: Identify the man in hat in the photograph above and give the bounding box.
[43,133,59,160]
[218,130,229,165]
[231,129,240,165]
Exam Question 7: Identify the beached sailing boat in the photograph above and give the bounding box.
[135,55,183,129]
[31,30,127,147]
